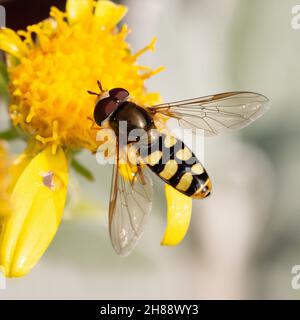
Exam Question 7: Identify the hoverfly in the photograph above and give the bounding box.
[88,81,269,256]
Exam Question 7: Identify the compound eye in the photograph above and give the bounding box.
[93,97,118,126]
[109,88,129,102]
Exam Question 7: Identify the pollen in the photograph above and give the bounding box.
[4,0,162,152]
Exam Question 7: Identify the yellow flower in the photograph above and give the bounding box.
[0,141,11,218]
[0,146,68,277]
[161,185,192,246]
[0,0,192,276]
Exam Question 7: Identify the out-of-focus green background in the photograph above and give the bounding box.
[1,0,300,299]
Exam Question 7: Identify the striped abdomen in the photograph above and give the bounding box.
[139,134,211,199]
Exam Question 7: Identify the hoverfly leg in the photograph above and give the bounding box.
[87,116,99,130]
[137,165,147,185]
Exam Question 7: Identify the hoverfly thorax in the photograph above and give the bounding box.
[109,101,154,138]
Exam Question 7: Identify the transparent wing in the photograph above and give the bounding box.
[150,92,269,136]
[109,155,153,256]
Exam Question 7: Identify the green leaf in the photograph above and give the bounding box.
[0,127,19,141]
[0,86,8,100]
[0,60,8,84]
[71,158,94,182]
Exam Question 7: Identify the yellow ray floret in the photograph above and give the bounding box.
[0,146,68,277]
[8,142,42,193]
[161,184,192,246]
[0,28,28,60]
[66,0,94,24]
[0,141,11,218]
[94,0,128,29]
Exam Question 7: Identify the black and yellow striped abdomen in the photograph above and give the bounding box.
[139,134,211,199]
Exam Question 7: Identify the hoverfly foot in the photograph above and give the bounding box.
[87,116,99,130]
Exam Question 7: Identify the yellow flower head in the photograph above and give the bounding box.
[3,0,162,152]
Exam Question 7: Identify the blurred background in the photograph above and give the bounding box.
[0,0,300,299]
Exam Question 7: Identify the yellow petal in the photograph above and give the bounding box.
[66,0,93,24]
[94,0,128,29]
[8,144,41,193]
[161,184,192,246]
[9,153,32,193]
[0,28,28,59]
[0,141,11,218]
[0,146,68,277]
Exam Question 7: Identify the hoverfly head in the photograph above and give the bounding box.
[89,83,129,126]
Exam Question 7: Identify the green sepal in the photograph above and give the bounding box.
[0,127,18,141]
[71,158,94,182]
